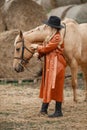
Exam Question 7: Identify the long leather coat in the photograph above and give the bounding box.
[37,32,66,103]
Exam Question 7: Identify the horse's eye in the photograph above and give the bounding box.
[16,48,20,51]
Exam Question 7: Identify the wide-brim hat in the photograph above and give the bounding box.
[43,16,64,29]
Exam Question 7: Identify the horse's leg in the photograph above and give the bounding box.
[70,59,78,102]
[84,76,87,101]
[81,66,87,101]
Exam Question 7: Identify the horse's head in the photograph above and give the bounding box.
[13,31,35,73]
[13,25,56,73]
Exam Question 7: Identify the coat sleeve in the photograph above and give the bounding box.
[37,33,61,54]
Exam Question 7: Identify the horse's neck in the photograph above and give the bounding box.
[25,28,65,46]
[23,24,57,44]
[24,31,48,43]
[23,25,50,43]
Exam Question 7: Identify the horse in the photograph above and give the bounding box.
[13,18,87,102]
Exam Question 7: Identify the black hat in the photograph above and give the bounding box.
[44,16,64,29]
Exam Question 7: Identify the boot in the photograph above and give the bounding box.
[40,102,49,115]
[48,101,63,118]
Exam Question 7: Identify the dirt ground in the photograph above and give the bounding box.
[0,78,87,130]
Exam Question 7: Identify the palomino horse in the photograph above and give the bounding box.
[13,18,87,102]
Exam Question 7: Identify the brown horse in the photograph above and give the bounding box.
[13,18,87,102]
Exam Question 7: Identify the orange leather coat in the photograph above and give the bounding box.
[37,32,66,103]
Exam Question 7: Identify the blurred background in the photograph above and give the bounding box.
[0,0,87,80]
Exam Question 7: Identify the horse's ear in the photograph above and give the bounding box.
[19,30,23,39]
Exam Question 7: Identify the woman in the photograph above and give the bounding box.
[31,16,66,118]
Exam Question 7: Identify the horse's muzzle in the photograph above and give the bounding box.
[14,64,24,73]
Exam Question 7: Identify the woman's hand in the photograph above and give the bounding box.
[33,52,39,57]
[30,44,38,49]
